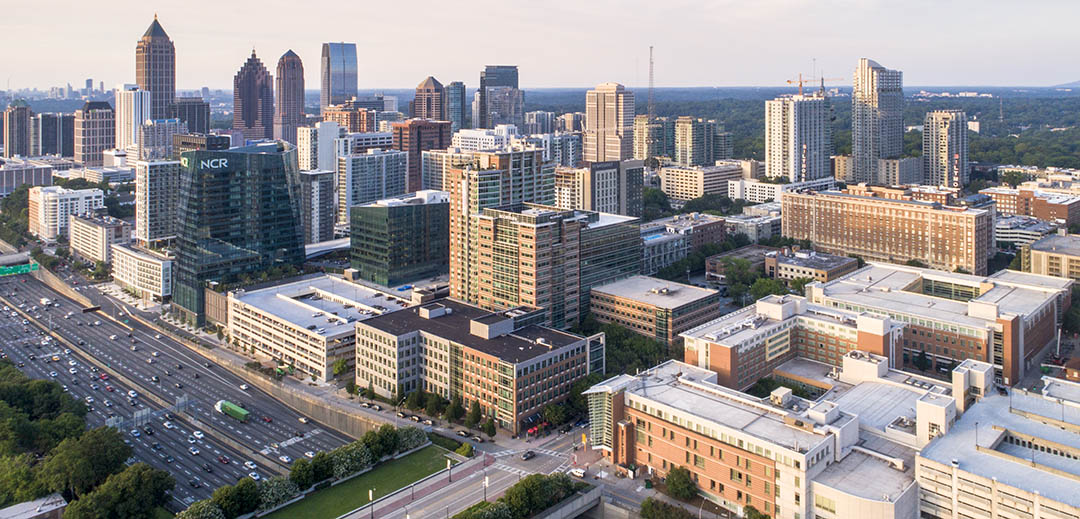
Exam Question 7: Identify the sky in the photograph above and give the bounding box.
[3,0,1079,91]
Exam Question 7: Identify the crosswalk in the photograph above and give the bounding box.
[493,463,536,477]
[489,449,519,458]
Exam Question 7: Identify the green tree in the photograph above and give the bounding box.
[455,442,474,457]
[1000,170,1028,188]
[905,259,929,268]
[405,389,427,410]
[639,497,694,519]
[376,424,400,455]
[1009,254,1023,271]
[64,463,174,519]
[176,500,225,519]
[212,478,259,519]
[310,451,334,483]
[664,466,697,501]
[744,505,771,519]
[39,427,131,498]
[364,382,376,399]
[445,395,465,422]
[345,380,357,396]
[464,399,482,429]
[332,358,349,377]
[288,458,314,490]
[749,277,788,301]
[789,277,815,295]
[424,392,446,417]
[0,454,47,507]
[483,418,497,439]
[542,404,567,425]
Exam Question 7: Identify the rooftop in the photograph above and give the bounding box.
[591,275,718,309]
[769,249,859,271]
[1028,233,1080,256]
[357,299,587,364]
[0,493,67,519]
[360,190,449,207]
[813,435,915,503]
[230,275,411,338]
[706,244,780,264]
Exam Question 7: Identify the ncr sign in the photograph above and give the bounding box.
[180,157,229,170]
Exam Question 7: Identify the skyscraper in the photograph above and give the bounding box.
[852,58,903,184]
[412,76,445,120]
[115,86,151,150]
[477,65,518,129]
[2,103,32,158]
[274,50,305,144]
[445,81,466,132]
[74,101,115,166]
[173,142,305,325]
[390,119,452,192]
[320,42,358,110]
[633,115,675,161]
[336,149,409,224]
[30,113,74,157]
[134,159,180,247]
[923,110,969,188]
[233,50,274,141]
[297,169,335,244]
[584,83,634,163]
[523,111,556,135]
[135,16,176,119]
[764,93,832,182]
[173,97,210,134]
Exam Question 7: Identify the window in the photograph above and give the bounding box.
[814,494,836,513]
[694,454,705,469]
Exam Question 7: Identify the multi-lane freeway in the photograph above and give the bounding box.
[0,275,353,508]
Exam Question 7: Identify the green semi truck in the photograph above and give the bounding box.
[215,400,249,422]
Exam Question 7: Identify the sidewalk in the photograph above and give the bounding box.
[340,453,494,519]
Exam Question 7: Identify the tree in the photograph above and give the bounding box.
[176,500,226,519]
[445,395,465,422]
[568,373,603,416]
[1009,254,1023,271]
[483,418,497,439]
[64,463,174,519]
[211,477,259,519]
[376,424,400,456]
[332,358,349,377]
[345,380,357,396]
[0,454,47,508]
[310,451,334,483]
[397,427,428,451]
[664,466,697,501]
[364,382,376,400]
[913,350,932,372]
[464,399,482,429]
[905,259,929,268]
[288,458,315,490]
[749,277,787,301]
[405,389,427,410]
[455,442,474,457]
[789,277,815,295]
[39,427,131,498]
[744,505,771,519]
[542,404,567,426]
[1001,170,1028,188]
[848,254,866,268]
[424,392,446,417]
[639,497,694,519]
[257,476,299,511]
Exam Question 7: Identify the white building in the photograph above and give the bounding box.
[68,165,135,184]
[298,169,336,244]
[584,83,634,163]
[450,127,512,151]
[68,213,130,264]
[335,131,392,156]
[0,159,52,196]
[512,132,582,167]
[923,110,969,188]
[337,149,408,225]
[111,243,173,303]
[641,230,689,275]
[852,58,903,184]
[727,177,836,204]
[114,85,150,151]
[994,215,1056,247]
[765,93,832,182]
[421,147,474,191]
[659,163,743,202]
[134,160,179,247]
[27,186,104,242]
[725,213,782,241]
[297,121,341,171]
[879,157,923,186]
[127,118,187,160]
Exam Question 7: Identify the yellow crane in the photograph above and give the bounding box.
[786,73,843,96]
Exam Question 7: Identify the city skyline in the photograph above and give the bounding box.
[4,0,1080,91]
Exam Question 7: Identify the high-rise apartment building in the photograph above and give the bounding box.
[68,213,131,264]
[2,103,32,158]
[320,42,358,110]
[412,76,445,120]
[30,113,74,157]
[134,159,179,247]
[633,115,675,161]
[524,111,556,135]
[558,112,585,133]
[321,104,375,133]
[674,116,727,167]
[390,119,452,192]
[782,185,993,274]
[28,185,104,242]
[349,190,450,287]
[584,83,634,163]
[923,110,968,188]
[135,16,176,119]
[273,50,305,144]
[232,50,274,140]
[335,131,392,156]
[115,86,151,150]
[513,132,582,168]
[296,121,341,171]
[484,87,525,129]
[336,149,408,224]
[477,65,518,129]
[852,58,903,184]
[173,97,210,134]
[173,143,305,325]
[554,160,643,217]
[129,118,187,160]
[297,169,335,244]
[764,93,832,182]
[658,163,744,202]
[450,127,513,151]
[445,81,467,132]
[420,147,475,191]
[74,101,115,166]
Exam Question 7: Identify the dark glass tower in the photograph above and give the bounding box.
[320,43,357,110]
[135,16,176,119]
[445,81,466,132]
[233,50,274,141]
[478,65,518,129]
[274,50,305,144]
[350,192,449,287]
[172,142,305,325]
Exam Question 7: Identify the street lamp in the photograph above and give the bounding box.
[369,488,375,519]
[447,458,452,481]
[483,472,489,502]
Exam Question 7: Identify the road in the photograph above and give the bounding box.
[0,275,354,508]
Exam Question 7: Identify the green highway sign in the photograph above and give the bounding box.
[0,262,38,277]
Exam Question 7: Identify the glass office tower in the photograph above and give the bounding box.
[320,42,358,109]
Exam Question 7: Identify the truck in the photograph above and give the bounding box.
[215,400,249,422]
[39,298,51,306]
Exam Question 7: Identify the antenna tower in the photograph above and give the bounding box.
[648,46,655,120]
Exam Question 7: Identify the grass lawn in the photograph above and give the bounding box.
[152,507,174,519]
[264,445,453,519]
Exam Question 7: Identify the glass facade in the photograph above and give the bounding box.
[173,143,305,325]
[350,199,449,287]
[320,42,358,108]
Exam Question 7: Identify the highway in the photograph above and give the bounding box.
[0,275,354,508]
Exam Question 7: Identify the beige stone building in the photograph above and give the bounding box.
[659,163,743,203]
[590,275,721,348]
[68,213,130,264]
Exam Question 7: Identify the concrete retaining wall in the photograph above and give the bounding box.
[31,267,92,307]
[537,485,605,519]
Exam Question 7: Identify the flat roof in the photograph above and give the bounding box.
[1029,233,1080,256]
[814,435,915,503]
[0,493,66,519]
[771,250,858,271]
[231,275,411,338]
[592,275,718,309]
[706,244,780,263]
[357,299,585,364]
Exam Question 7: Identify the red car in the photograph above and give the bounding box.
[262,416,272,423]
[99,373,109,380]
[105,385,114,392]
[218,455,230,464]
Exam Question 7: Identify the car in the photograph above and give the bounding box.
[270,443,280,450]
[61,385,68,392]
[48,371,57,377]
[239,384,249,390]
[68,360,76,366]
[130,429,140,437]
[262,416,272,423]
[127,390,137,399]
[146,358,154,364]
[127,398,136,406]
[193,430,204,439]
[204,362,211,368]
[244,461,257,470]
[130,345,137,351]
[360,402,370,408]
[202,463,213,473]
[410,415,421,422]
[151,351,159,357]
[163,421,175,430]
[93,321,100,326]
[472,436,484,443]
[371,404,382,411]
[154,334,161,339]
[396,411,406,418]
[151,375,159,383]
[175,382,183,389]
[105,385,114,392]
[193,373,199,379]
[165,413,176,420]
[422,419,433,426]
[278,455,292,464]
[109,335,117,340]
[188,447,200,456]
[187,436,196,444]
[151,442,162,451]
[175,364,182,369]
[68,367,77,374]
[218,455,231,464]
[103,400,112,408]
[99,373,108,380]
[143,425,154,435]
[304,451,315,459]
[85,396,95,404]
[298,417,310,424]
[70,379,78,385]
[568,468,586,478]
[248,472,260,481]
[164,370,171,376]
[16,362,24,368]
[89,383,99,390]
[456,430,469,437]
[520,451,536,461]
[164,455,175,463]
[188,479,201,488]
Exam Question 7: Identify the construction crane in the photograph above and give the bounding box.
[786,73,842,96]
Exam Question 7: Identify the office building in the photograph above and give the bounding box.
[412,76,445,120]
[74,101,115,166]
[420,147,474,191]
[645,212,727,250]
[68,165,134,184]
[524,111,555,135]
[296,121,341,171]
[274,50,305,144]
[173,97,210,134]
[584,83,634,163]
[590,276,721,347]
[922,110,968,188]
[336,131,392,156]
[3,103,32,158]
[27,185,104,242]
[764,248,859,283]
[356,298,605,433]
[477,65,519,129]
[173,143,305,326]
[725,214,783,242]
[111,243,173,303]
[994,215,1056,247]
[375,111,404,132]
[674,117,726,167]
[979,187,1080,226]
[513,132,582,168]
[554,159,643,217]
[445,81,467,132]
[484,86,525,129]
[0,158,52,196]
[879,157,923,186]
[321,104,375,133]
[559,112,585,132]
[782,185,993,275]
[1022,232,1080,281]
[633,115,675,161]
[114,86,150,150]
[232,50,274,140]
[297,169,335,244]
[30,113,75,157]
[320,42,358,109]
[230,275,411,383]
[134,159,179,247]
[336,149,408,224]
[171,133,228,158]
[129,118,187,160]
[451,127,512,151]
[726,177,836,204]
[852,58,903,184]
[391,119,452,192]
[765,93,832,182]
[659,163,744,202]
[577,212,642,315]
[68,213,131,264]
[350,190,449,287]
[135,16,175,119]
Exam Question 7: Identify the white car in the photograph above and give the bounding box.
[304,451,315,459]
[68,360,76,366]
[154,334,162,339]
[298,417,310,424]
[127,390,138,399]
[163,421,175,430]
[279,455,293,464]
[248,472,260,481]
[188,447,200,456]
[187,436,196,444]
[130,429,140,437]
[192,430,204,439]
[49,371,57,377]
[244,461,257,470]
[85,396,95,404]
[239,384,249,390]
[68,368,77,375]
